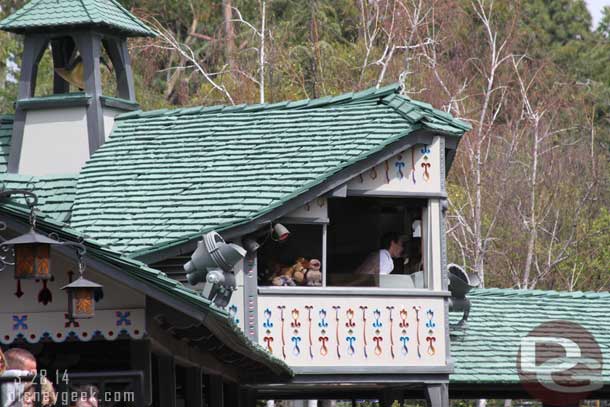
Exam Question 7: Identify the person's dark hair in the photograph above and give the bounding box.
[4,348,36,370]
[380,232,399,250]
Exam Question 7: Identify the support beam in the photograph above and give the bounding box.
[185,367,203,407]
[224,382,239,407]
[74,32,105,154]
[50,38,73,94]
[380,388,403,407]
[238,388,257,407]
[207,375,224,407]
[103,38,136,101]
[130,340,152,406]
[424,383,448,407]
[156,354,176,407]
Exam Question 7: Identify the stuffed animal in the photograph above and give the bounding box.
[291,258,310,285]
[306,259,322,286]
[272,275,296,286]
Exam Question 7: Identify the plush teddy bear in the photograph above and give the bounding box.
[291,258,310,285]
[306,259,322,286]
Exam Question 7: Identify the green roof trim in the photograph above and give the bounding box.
[450,288,610,384]
[0,0,156,37]
[70,84,470,255]
[17,92,91,110]
[100,95,140,111]
[0,200,292,378]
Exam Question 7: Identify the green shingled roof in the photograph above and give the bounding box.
[69,84,470,255]
[0,116,12,173]
[0,201,292,378]
[0,173,77,223]
[450,288,610,384]
[0,0,156,37]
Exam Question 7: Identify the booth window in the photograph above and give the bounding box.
[257,224,324,286]
[326,197,428,288]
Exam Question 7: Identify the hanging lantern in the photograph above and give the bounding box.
[2,229,62,280]
[62,277,102,319]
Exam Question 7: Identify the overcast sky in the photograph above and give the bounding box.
[587,0,610,28]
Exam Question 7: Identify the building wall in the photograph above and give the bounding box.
[18,107,90,175]
[0,249,145,344]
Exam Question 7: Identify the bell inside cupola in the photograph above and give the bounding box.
[0,0,156,176]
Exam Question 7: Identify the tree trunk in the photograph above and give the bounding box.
[522,118,540,289]
[222,0,236,69]
[309,0,321,98]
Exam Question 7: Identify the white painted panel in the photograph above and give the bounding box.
[0,254,145,313]
[0,250,146,344]
[284,198,328,221]
[347,137,442,195]
[0,309,145,344]
[258,294,446,368]
[429,200,442,290]
[19,107,89,175]
[103,107,122,141]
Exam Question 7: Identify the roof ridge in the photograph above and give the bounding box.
[381,93,471,131]
[79,0,94,23]
[116,83,402,121]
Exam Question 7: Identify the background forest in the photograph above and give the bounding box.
[0,0,607,292]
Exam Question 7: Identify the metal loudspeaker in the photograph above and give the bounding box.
[448,264,479,299]
[448,264,480,327]
[272,223,290,241]
[184,231,246,308]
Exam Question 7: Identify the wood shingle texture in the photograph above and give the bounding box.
[0,0,156,37]
[450,288,610,384]
[69,84,470,255]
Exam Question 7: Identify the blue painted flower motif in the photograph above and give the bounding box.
[425,309,436,328]
[263,308,274,328]
[12,315,28,330]
[400,335,410,355]
[372,309,383,328]
[116,311,131,326]
[291,336,302,356]
[318,309,329,328]
[346,335,356,356]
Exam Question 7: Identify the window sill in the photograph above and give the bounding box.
[257,286,451,297]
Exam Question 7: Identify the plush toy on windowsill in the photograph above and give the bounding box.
[305,259,322,286]
[272,275,296,286]
[292,257,310,285]
[269,266,296,286]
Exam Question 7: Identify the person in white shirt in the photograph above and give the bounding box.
[353,232,405,283]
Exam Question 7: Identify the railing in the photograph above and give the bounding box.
[256,286,449,373]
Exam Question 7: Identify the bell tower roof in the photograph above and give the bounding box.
[0,0,156,37]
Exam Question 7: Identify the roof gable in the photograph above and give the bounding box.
[68,84,469,256]
[0,0,156,37]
